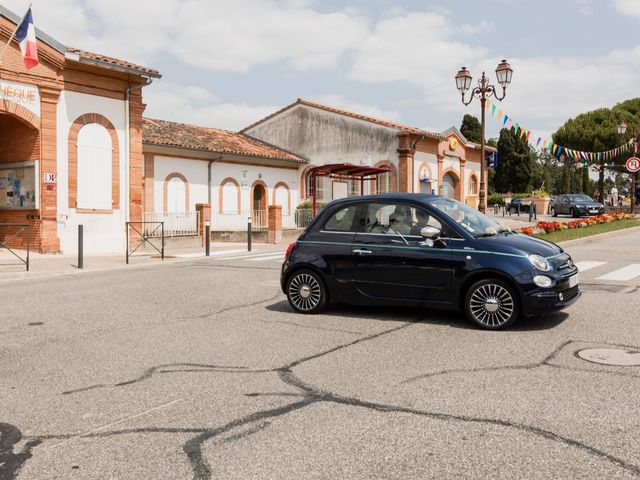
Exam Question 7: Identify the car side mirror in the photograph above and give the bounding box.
[421,226,441,239]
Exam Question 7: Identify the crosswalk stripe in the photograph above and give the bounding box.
[210,248,248,256]
[213,251,285,261]
[596,264,640,281]
[246,254,285,262]
[575,261,606,272]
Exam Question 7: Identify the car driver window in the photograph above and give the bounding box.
[323,205,358,232]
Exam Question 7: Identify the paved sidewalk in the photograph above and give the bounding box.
[0,241,285,283]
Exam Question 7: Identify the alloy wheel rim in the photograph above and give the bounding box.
[469,284,514,327]
[289,273,322,311]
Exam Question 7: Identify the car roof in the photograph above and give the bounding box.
[324,193,439,208]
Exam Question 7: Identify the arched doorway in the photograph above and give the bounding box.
[252,182,267,227]
[441,172,457,199]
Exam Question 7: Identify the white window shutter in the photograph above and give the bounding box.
[76,123,113,210]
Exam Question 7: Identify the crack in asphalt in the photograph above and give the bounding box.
[5,308,640,479]
[400,339,640,385]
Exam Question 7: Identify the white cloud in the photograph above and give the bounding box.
[143,82,278,130]
[613,0,640,17]
[5,0,369,73]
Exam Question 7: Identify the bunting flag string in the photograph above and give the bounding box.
[483,102,636,168]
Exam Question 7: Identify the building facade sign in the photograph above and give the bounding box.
[0,80,40,118]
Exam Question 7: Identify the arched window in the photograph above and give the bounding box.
[273,182,291,215]
[219,178,240,213]
[304,170,324,201]
[374,161,397,194]
[469,174,478,195]
[76,123,112,210]
[164,174,188,212]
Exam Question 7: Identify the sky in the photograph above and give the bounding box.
[4,0,640,143]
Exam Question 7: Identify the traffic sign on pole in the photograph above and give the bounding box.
[626,156,640,173]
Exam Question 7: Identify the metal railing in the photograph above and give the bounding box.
[0,223,29,271]
[143,211,199,237]
[294,209,321,229]
[126,221,164,264]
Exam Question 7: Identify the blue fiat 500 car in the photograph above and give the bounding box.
[281,194,581,330]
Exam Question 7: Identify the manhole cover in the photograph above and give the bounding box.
[577,348,640,366]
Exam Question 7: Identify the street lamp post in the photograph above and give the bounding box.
[617,122,637,214]
[455,60,513,213]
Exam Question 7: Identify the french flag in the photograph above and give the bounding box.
[15,8,38,70]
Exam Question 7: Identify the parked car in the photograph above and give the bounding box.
[281,193,580,330]
[506,197,531,214]
[549,194,604,218]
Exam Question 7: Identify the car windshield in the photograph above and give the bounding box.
[429,197,503,237]
[569,195,593,202]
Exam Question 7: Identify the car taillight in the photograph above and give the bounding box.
[284,242,297,260]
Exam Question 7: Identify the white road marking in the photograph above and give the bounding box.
[575,261,606,272]
[214,251,285,261]
[210,248,249,256]
[246,254,285,262]
[596,264,640,282]
[176,249,250,259]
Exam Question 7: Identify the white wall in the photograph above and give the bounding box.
[153,155,209,212]
[56,90,128,253]
[212,162,298,213]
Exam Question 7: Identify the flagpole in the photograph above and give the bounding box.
[0,3,33,67]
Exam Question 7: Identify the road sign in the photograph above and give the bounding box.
[626,157,640,173]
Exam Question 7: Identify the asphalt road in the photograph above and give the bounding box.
[1,229,640,479]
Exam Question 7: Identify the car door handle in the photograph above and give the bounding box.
[353,249,372,255]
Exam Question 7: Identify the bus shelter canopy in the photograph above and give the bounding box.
[309,163,391,215]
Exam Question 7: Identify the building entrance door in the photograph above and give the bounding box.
[252,184,267,227]
[441,173,456,199]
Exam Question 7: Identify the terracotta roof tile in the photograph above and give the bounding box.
[66,48,161,77]
[241,98,445,140]
[143,118,305,163]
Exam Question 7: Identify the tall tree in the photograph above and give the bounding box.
[460,114,482,143]
[553,98,640,200]
[494,128,535,193]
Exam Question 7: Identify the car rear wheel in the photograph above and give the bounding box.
[286,269,328,314]
[465,279,520,330]
[551,207,557,217]
[570,207,578,218]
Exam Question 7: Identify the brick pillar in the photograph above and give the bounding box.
[397,134,416,193]
[267,205,282,244]
[39,87,62,253]
[196,203,211,246]
[129,86,146,224]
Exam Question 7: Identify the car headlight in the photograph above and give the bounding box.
[533,275,553,288]
[529,254,551,272]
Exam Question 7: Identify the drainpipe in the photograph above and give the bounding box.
[208,160,213,205]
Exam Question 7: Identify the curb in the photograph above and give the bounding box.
[557,225,640,248]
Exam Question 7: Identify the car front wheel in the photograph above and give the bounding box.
[286,269,328,314]
[465,279,520,330]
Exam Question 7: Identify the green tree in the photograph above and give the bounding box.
[460,114,482,143]
[553,98,640,200]
[494,128,535,193]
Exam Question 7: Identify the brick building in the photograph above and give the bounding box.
[0,6,159,253]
